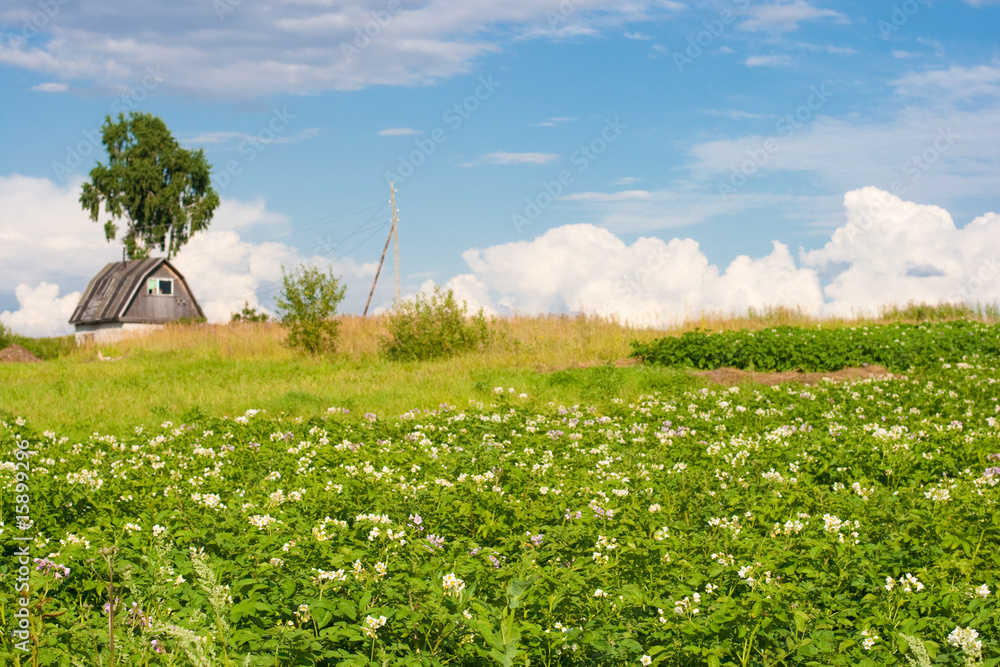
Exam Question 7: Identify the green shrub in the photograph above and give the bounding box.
[382,287,492,361]
[275,265,346,356]
[230,301,269,323]
[0,322,12,349]
[0,322,76,359]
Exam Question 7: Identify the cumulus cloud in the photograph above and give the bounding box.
[801,187,1000,315]
[433,188,1000,326]
[440,224,824,327]
[0,283,80,337]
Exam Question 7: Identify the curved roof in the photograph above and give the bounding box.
[69,258,205,325]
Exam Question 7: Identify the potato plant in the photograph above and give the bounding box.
[1,358,999,665]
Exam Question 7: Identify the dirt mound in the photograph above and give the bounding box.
[0,344,41,363]
[693,364,901,387]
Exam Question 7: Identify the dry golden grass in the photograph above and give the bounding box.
[68,301,999,367]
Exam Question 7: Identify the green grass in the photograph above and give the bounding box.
[0,349,699,440]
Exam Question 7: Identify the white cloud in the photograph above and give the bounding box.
[745,54,793,67]
[181,128,321,148]
[474,151,560,165]
[31,82,67,92]
[612,176,639,185]
[378,127,422,136]
[533,117,578,127]
[624,31,651,40]
[560,190,652,202]
[801,187,1000,315]
[441,223,824,327]
[891,60,1000,101]
[684,64,1000,203]
[739,0,847,33]
[437,189,1000,325]
[1,283,80,337]
[0,0,685,99]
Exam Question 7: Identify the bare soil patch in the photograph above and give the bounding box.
[692,364,901,387]
[0,344,41,363]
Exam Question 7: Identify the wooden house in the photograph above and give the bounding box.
[69,258,205,344]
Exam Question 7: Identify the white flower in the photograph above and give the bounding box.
[974,583,990,598]
[361,615,387,638]
[442,572,465,596]
[152,525,167,537]
[640,655,652,666]
[947,626,982,657]
[594,589,607,598]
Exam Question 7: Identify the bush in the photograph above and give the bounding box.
[382,287,492,361]
[275,265,346,355]
[0,322,75,359]
[230,301,269,323]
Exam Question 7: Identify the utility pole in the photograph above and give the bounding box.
[390,181,401,305]
[362,182,401,316]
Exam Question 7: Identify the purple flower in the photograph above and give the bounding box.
[424,534,445,552]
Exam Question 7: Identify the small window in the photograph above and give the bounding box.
[147,278,174,295]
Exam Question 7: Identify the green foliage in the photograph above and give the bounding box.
[632,320,1000,372]
[80,111,220,259]
[230,301,270,323]
[0,322,76,360]
[382,287,492,361]
[275,265,346,356]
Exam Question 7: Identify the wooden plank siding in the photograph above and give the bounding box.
[70,258,205,326]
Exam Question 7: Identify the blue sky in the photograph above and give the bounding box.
[2,0,1000,335]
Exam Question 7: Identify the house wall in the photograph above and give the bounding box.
[120,265,203,323]
[74,322,164,345]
